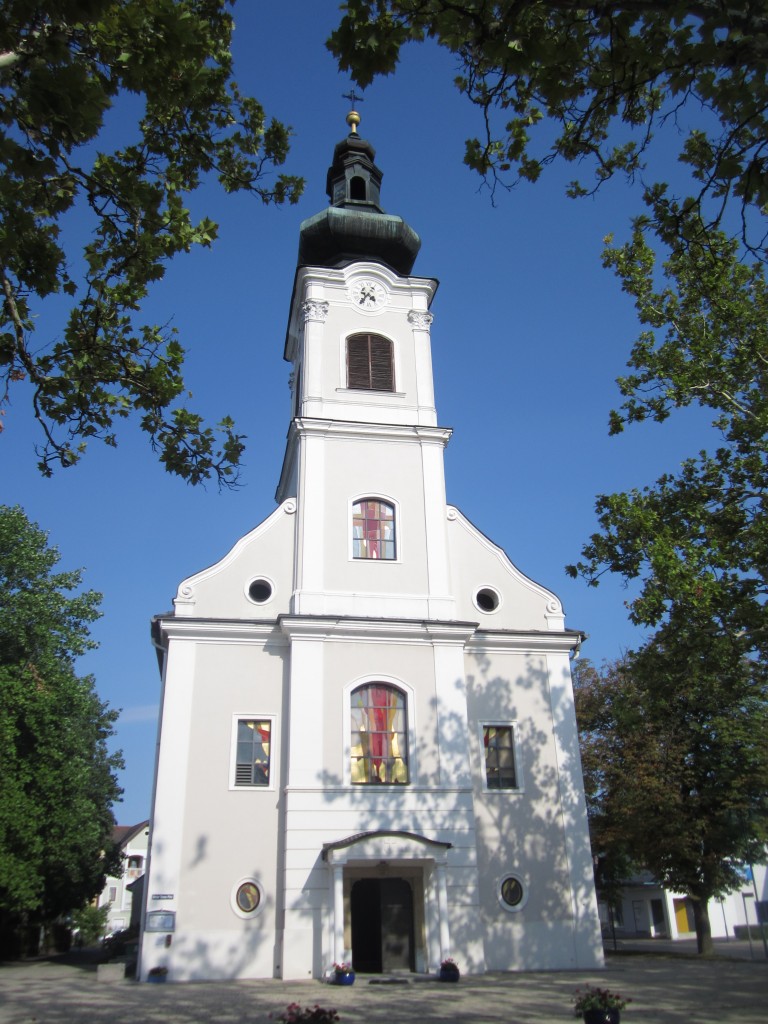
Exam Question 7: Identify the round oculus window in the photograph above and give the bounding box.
[500,876,524,908]
[475,587,500,613]
[248,579,273,604]
[235,881,261,914]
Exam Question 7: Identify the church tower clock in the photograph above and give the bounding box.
[140,112,603,983]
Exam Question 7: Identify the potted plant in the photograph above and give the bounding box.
[332,961,355,985]
[438,957,460,982]
[572,985,631,1024]
[273,1004,340,1023]
[147,964,169,983]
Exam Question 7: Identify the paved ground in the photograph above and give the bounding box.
[1,945,767,1024]
[606,936,768,961]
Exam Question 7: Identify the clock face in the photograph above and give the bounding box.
[350,279,386,310]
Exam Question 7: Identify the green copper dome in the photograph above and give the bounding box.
[297,123,421,275]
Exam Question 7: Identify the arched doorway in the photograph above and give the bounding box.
[351,877,414,973]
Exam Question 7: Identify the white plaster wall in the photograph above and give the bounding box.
[142,636,288,981]
[446,508,565,631]
[290,425,456,618]
[465,646,603,970]
[320,436,431,595]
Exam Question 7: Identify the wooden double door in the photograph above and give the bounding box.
[350,877,415,973]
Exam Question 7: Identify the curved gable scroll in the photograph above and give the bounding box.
[322,830,452,866]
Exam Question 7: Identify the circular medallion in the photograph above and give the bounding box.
[350,279,387,310]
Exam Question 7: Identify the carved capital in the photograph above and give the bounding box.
[407,310,434,331]
[302,299,329,323]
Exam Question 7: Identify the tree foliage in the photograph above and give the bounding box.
[330,2,768,655]
[574,638,768,954]
[1,0,303,485]
[568,226,768,657]
[71,902,110,944]
[330,1,767,258]
[0,505,123,944]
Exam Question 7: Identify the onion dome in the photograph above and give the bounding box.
[297,110,421,275]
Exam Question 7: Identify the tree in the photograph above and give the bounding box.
[0,505,123,956]
[574,638,768,955]
[330,2,768,657]
[330,2,767,259]
[71,902,110,945]
[568,225,768,658]
[1,1,303,486]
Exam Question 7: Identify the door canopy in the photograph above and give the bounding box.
[322,830,451,866]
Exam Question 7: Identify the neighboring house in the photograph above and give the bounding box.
[139,113,603,982]
[99,821,149,935]
[598,863,768,941]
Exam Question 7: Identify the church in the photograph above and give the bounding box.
[139,112,603,982]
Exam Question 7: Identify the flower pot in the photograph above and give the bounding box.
[583,1010,620,1024]
[334,970,355,986]
[439,965,460,983]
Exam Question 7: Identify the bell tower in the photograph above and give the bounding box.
[277,110,454,620]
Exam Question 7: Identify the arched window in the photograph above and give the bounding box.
[352,499,396,560]
[350,683,409,784]
[347,333,394,391]
[349,175,366,200]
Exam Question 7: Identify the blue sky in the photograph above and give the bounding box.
[4,4,708,825]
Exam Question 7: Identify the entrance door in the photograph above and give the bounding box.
[351,877,414,973]
[650,898,667,937]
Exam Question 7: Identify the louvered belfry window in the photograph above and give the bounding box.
[347,334,394,391]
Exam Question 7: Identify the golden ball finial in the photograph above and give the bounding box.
[346,110,361,134]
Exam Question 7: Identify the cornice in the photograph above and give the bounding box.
[278,615,478,646]
[152,615,583,654]
[153,617,285,648]
[466,629,585,655]
[288,417,452,446]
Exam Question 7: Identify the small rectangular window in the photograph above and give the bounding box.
[108,886,117,903]
[483,725,518,790]
[234,719,272,787]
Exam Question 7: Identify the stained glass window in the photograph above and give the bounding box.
[235,719,271,786]
[351,684,409,784]
[501,876,524,907]
[352,499,396,560]
[235,881,261,913]
[483,725,517,789]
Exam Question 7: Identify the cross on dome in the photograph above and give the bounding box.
[342,89,364,134]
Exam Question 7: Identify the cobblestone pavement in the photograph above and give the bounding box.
[1,949,766,1024]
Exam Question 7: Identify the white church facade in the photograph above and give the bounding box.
[139,114,603,982]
